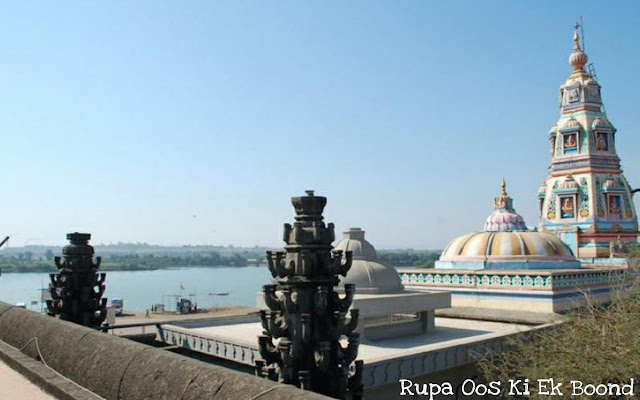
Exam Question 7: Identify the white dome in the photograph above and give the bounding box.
[334,228,403,294]
[334,227,377,260]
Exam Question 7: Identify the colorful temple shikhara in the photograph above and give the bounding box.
[400,25,637,312]
[538,24,639,258]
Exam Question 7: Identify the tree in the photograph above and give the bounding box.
[44,249,54,260]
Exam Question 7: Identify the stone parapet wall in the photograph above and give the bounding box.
[399,267,629,291]
[399,267,631,312]
[0,301,330,400]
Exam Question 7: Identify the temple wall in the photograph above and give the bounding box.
[0,301,329,400]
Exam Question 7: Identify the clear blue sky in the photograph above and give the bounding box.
[1,1,639,249]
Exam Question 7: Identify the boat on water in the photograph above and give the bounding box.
[207,292,229,296]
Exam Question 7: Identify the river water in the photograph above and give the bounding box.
[0,266,274,313]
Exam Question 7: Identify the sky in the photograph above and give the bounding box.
[1,1,639,249]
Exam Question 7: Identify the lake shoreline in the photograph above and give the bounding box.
[0,264,265,274]
[0,266,274,312]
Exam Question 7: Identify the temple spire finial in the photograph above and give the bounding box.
[569,22,588,71]
[493,178,515,213]
[573,22,581,50]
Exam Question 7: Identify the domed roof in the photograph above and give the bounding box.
[592,117,612,129]
[559,175,579,190]
[436,178,581,270]
[562,117,582,129]
[440,231,577,262]
[538,180,547,196]
[335,228,403,294]
[334,227,377,260]
[484,180,527,232]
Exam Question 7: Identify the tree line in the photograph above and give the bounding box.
[377,251,440,268]
[0,249,441,273]
[0,251,264,273]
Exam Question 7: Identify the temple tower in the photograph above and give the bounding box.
[539,25,638,258]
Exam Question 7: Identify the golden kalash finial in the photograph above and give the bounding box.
[573,22,581,50]
[494,178,509,210]
[569,22,588,71]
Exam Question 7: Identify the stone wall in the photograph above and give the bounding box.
[0,301,330,400]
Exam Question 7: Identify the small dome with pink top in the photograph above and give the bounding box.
[483,179,528,232]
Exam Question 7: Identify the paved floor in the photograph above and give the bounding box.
[0,359,56,400]
[110,306,258,336]
[170,316,532,362]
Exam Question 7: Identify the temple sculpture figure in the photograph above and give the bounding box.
[539,24,638,258]
[46,232,107,328]
[255,191,363,399]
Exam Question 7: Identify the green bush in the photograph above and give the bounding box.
[478,249,640,399]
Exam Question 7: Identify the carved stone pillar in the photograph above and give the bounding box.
[256,191,363,399]
[46,232,107,328]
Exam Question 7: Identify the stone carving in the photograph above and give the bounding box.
[46,233,107,328]
[255,191,363,399]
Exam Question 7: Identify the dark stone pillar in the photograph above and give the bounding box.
[256,191,363,399]
[46,232,107,328]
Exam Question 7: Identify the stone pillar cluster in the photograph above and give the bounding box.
[46,232,107,328]
[255,191,363,399]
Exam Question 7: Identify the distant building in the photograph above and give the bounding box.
[538,25,639,258]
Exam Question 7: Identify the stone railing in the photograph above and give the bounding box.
[0,301,330,400]
[399,268,629,290]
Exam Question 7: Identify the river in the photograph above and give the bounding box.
[0,266,274,313]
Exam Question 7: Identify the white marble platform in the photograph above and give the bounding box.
[157,316,533,389]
